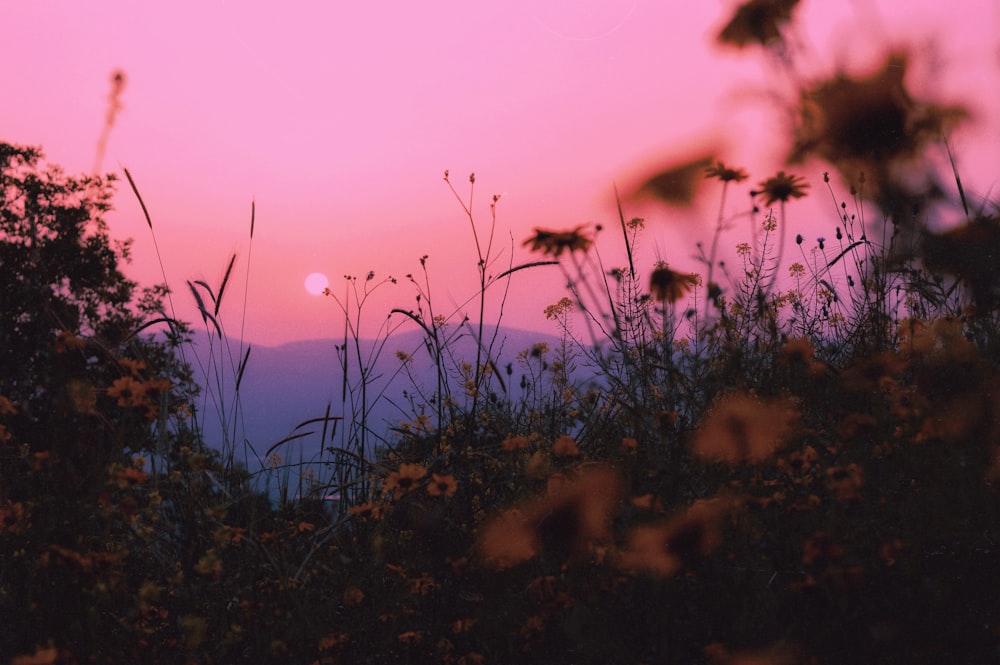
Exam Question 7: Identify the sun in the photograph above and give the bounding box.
[304,272,329,295]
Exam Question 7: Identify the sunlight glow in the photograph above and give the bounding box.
[304,272,329,295]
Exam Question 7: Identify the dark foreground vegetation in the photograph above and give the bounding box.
[3,2,1000,663]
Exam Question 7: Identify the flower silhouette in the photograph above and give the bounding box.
[757,171,809,206]
[789,51,967,189]
[649,264,700,303]
[523,226,592,257]
[717,0,799,49]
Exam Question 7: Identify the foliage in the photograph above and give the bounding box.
[4,3,1000,664]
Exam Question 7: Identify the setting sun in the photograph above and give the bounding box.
[304,272,329,295]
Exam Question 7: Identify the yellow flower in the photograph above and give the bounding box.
[54,330,87,353]
[756,171,808,206]
[502,435,531,451]
[382,463,427,497]
[477,465,622,568]
[426,472,458,497]
[618,496,735,576]
[690,392,797,464]
[551,434,580,457]
[347,501,382,520]
[107,376,147,407]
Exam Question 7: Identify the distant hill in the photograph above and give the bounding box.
[181,325,585,472]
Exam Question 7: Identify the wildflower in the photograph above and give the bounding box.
[11,646,59,665]
[757,171,808,206]
[426,473,458,497]
[477,465,622,568]
[397,631,423,646]
[107,375,147,407]
[705,160,749,182]
[115,466,148,488]
[342,585,364,606]
[502,435,530,451]
[54,330,86,353]
[649,265,700,303]
[347,501,382,520]
[382,463,427,497]
[634,153,715,205]
[618,496,735,576]
[544,297,574,320]
[817,236,825,250]
[690,392,798,464]
[118,357,146,376]
[523,226,592,257]
[717,0,799,48]
[735,242,752,257]
[788,262,805,277]
[790,51,968,179]
[551,434,580,457]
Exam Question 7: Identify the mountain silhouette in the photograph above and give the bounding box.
[182,324,580,476]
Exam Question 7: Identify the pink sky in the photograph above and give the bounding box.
[3,1,998,346]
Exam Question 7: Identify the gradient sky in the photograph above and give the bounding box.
[3,1,998,346]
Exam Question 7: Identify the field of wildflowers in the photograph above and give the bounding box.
[3,1,1000,663]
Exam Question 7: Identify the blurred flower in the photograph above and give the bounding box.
[551,434,580,457]
[618,496,735,576]
[342,585,364,607]
[634,153,715,205]
[107,376,146,407]
[717,0,799,48]
[382,463,427,497]
[347,501,383,521]
[757,171,808,206]
[690,392,798,464]
[790,51,968,181]
[397,631,423,646]
[54,330,86,353]
[523,226,592,257]
[649,265,700,303]
[705,161,749,182]
[477,465,622,568]
[426,472,458,497]
[502,435,531,451]
[10,646,59,665]
[922,214,1000,312]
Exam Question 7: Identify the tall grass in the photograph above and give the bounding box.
[5,1,1000,663]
